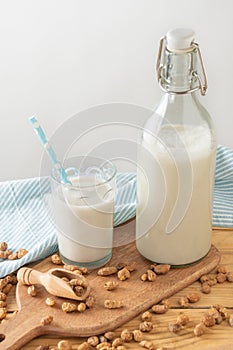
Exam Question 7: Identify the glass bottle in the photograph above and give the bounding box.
[136,28,217,266]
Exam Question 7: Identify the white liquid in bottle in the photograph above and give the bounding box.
[136,124,216,265]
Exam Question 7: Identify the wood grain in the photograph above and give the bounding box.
[0,221,221,350]
[4,229,233,350]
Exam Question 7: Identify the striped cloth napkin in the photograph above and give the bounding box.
[0,145,232,278]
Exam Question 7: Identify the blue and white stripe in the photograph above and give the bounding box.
[213,145,233,227]
[114,173,136,226]
[0,145,232,277]
[29,117,70,185]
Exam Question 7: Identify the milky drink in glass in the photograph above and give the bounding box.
[51,157,116,268]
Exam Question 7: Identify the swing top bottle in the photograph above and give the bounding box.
[136,28,216,265]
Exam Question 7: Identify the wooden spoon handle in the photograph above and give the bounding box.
[17,267,44,286]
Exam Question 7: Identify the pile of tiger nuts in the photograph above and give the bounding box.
[35,259,233,349]
[95,261,171,309]
[0,241,28,261]
[140,264,170,282]
[199,265,233,294]
[0,241,27,323]
[0,272,17,321]
[35,307,169,350]
[2,247,233,350]
[167,263,233,337]
[97,261,137,282]
[96,262,138,309]
[168,301,233,337]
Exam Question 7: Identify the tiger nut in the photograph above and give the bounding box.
[132,329,143,342]
[141,311,153,321]
[41,315,53,326]
[51,253,62,265]
[194,322,206,336]
[176,312,189,325]
[104,281,119,291]
[27,285,37,297]
[61,302,77,313]
[147,269,156,282]
[139,321,153,332]
[57,340,72,350]
[140,340,155,350]
[187,293,201,303]
[0,242,7,251]
[152,304,168,314]
[201,314,216,327]
[0,292,6,301]
[87,336,99,347]
[120,329,133,342]
[98,266,118,276]
[201,282,211,294]
[0,308,6,320]
[104,331,116,341]
[117,267,130,281]
[77,302,86,312]
[151,264,170,275]
[45,297,55,307]
[17,249,28,259]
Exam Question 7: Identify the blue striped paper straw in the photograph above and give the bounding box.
[29,116,71,185]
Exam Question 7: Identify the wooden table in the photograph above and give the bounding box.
[4,228,233,350]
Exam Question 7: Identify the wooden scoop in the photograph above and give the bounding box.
[17,267,90,301]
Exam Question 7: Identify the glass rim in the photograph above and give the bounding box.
[50,155,117,189]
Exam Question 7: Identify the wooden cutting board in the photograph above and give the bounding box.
[0,220,221,350]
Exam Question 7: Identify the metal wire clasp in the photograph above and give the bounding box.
[156,36,165,82]
[192,42,208,96]
[156,38,208,96]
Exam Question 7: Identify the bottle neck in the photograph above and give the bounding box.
[156,90,202,123]
[160,47,199,94]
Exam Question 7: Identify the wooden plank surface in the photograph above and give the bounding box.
[2,227,233,350]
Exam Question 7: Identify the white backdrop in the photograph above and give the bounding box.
[1,0,233,181]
